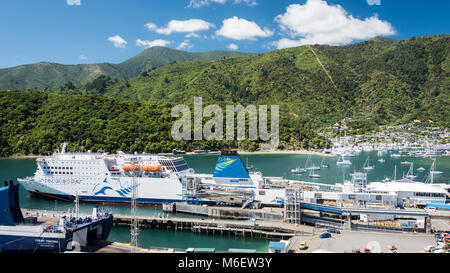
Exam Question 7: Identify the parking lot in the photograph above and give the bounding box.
[292,229,437,253]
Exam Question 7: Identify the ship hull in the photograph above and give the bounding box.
[0,234,68,253]
[30,191,182,205]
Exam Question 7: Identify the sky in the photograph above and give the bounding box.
[0,0,448,68]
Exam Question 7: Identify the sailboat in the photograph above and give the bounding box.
[430,158,444,174]
[337,155,352,166]
[245,158,254,171]
[363,156,374,171]
[291,167,306,174]
[406,163,417,180]
[320,157,330,168]
[309,168,321,179]
[305,155,321,171]
[291,157,306,174]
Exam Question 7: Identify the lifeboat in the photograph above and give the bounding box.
[122,165,142,172]
[143,165,162,172]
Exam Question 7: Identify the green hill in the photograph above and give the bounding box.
[0,47,253,91]
[0,91,324,156]
[72,35,449,129]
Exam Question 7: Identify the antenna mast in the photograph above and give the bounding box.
[130,161,140,253]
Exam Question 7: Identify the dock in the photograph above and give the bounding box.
[111,213,312,240]
[22,209,314,240]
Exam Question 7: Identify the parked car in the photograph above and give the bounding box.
[364,248,371,253]
[299,240,308,250]
[424,246,436,252]
[320,232,332,239]
[327,228,341,234]
[388,245,397,251]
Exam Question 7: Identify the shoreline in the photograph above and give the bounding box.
[2,155,40,159]
[2,150,336,158]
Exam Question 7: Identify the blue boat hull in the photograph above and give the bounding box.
[0,234,68,253]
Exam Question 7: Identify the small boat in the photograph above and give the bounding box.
[430,158,443,175]
[417,167,425,172]
[391,154,401,158]
[337,156,352,166]
[405,163,417,180]
[305,155,321,171]
[378,159,385,163]
[363,156,374,171]
[309,169,320,179]
[320,158,330,168]
[245,158,254,171]
[400,161,412,165]
[291,168,306,174]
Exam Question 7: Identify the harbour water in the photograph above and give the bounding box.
[1,152,449,252]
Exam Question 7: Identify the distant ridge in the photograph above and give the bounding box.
[0,47,254,91]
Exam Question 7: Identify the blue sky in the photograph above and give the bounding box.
[0,0,448,68]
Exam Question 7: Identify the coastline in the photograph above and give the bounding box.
[236,150,336,157]
[2,155,40,159]
[3,150,336,158]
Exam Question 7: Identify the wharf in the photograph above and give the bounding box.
[173,202,283,221]
[82,241,178,253]
[112,213,313,240]
[22,209,314,240]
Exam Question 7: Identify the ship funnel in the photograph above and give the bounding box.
[213,151,250,179]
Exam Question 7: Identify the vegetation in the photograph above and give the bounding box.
[57,35,449,129]
[0,91,325,157]
[0,47,253,91]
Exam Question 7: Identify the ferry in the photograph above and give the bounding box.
[18,145,285,206]
[0,181,113,253]
[18,143,194,205]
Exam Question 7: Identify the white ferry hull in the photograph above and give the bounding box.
[19,176,184,205]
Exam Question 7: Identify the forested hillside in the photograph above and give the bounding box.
[62,35,449,129]
[0,91,325,157]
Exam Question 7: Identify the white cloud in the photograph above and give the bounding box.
[146,19,213,35]
[79,55,87,60]
[66,0,81,6]
[216,16,273,40]
[144,23,157,31]
[107,35,127,48]
[274,0,395,49]
[185,33,200,38]
[228,43,239,50]
[187,0,256,8]
[177,40,193,50]
[136,39,172,48]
